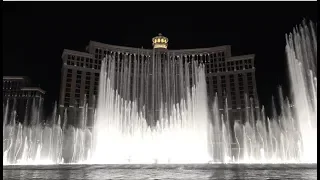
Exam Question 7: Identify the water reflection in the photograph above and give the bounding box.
[3,164,317,180]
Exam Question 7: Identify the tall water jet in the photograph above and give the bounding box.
[91,53,212,164]
[285,20,317,163]
[3,99,92,165]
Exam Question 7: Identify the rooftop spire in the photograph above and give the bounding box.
[152,33,168,49]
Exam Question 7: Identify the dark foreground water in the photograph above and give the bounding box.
[3,164,317,180]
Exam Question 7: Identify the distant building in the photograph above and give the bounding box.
[3,76,45,124]
[59,34,259,127]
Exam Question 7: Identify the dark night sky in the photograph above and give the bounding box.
[3,2,317,117]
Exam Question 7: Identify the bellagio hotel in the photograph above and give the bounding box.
[59,34,259,128]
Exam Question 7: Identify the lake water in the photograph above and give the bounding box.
[3,164,317,180]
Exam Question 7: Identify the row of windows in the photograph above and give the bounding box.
[205,63,254,74]
[4,91,42,98]
[206,73,254,85]
[214,96,257,110]
[67,55,94,63]
[103,56,251,67]
[3,81,24,90]
[66,57,254,78]
[66,60,101,69]
[95,48,226,60]
[227,59,253,66]
[68,49,254,75]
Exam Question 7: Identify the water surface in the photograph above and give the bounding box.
[3,164,317,180]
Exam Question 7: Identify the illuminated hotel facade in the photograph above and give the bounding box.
[59,34,259,127]
[3,76,45,124]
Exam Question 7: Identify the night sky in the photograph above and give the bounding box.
[3,2,317,117]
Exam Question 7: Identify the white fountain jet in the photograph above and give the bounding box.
[91,51,213,164]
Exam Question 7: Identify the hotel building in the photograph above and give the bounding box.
[3,76,45,124]
[59,34,259,127]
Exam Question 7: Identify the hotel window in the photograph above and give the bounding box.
[75,83,81,88]
[241,100,246,108]
[230,75,234,82]
[238,74,243,80]
[65,86,71,91]
[232,102,237,109]
[208,54,212,61]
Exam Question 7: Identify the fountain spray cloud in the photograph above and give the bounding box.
[285,20,317,163]
[91,54,212,164]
